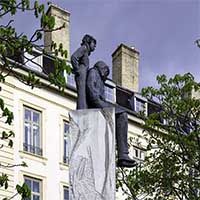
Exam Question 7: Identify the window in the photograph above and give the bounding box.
[135,97,146,113]
[67,73,76,87]
[105,85,115,102]
[105,80,116,103]
[63,121,69,164]
[63,70,76,87]
[63,186,69,200]
[24,176,42,200]
[23,106,42,156]
[24,49,43,72]
[132,146,145,161]
[130,95,147,114]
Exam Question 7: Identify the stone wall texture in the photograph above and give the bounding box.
[44,4,70,58]
[112,44,139,92]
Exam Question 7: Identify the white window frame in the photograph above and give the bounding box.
[63,121,69,164]
[24,47,43,72]
[105,80,116,103]
[134,94,147,115]
[63,62,76,87]
[63,186,69,200]
[23,106,42,156]
[24,176,42,200]
[66,72,76,87]
[131,146,146,161]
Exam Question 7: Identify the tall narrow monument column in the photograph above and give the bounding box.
[69,108,116,200]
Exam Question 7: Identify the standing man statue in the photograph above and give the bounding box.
[86,61,136,168]
[71,34,96,109]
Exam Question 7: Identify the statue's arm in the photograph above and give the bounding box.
[87,70,100,101]
[71,46,87,71]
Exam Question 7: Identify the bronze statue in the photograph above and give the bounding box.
[86,61,136,168]
[71,34,96,109]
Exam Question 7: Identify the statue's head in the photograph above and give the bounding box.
[94,61,110,81]
[81,34,96,52]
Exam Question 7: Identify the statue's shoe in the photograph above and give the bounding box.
[117,159,137,168]
[118,154,136,163]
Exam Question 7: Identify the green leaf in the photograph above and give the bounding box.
[36,31,42,40]
[38,4,44,13]
[8,130,15,137]
[48,16,55,29]
[8,139,13,148]
[2,131,8,139]
[5,181,8,189]
[34,1,39,18]
[0,98,5,110]
[16,184,23,194]
[21,161,28,167]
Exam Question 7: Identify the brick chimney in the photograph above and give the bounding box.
[44,4,70,58]
[112,44,139,92]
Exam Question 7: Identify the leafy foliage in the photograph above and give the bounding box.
[117,73,200,200]
[0,0,71,199]
[0,0,70,89]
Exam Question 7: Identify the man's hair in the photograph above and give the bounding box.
[81,34,96,46]
[94,61,110,75]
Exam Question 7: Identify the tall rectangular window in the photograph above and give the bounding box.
[105,85,115,102]
[63,121,69,164]
[63,186,69,200]
[23,106,42,156]
[63,70,76,87]
[24,176,42,200]
[67,73,76,87]
[135,98,145,113]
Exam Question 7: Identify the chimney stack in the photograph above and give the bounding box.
[112,43,139,92]
[44,4,70,58]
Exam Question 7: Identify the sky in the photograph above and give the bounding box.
[6,0,200,90]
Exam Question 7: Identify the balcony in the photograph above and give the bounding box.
[23,143,42,156]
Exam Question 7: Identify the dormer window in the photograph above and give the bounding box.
[24,48,43,72]
[63,70,76,88]
[135,97,146,113]
[105,80,116,103]
[130,94,147,115]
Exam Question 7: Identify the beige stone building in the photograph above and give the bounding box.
[0,4,148,200]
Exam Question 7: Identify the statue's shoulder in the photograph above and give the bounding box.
[80,45,88,52]
[74,45,88,54]
[88,67,98,78]
[88,67,97,74]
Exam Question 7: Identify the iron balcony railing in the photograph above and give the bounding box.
[23,143,42,156]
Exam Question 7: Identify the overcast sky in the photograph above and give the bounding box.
[10,0,200,90]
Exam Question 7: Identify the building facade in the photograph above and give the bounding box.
[0,4,148,200]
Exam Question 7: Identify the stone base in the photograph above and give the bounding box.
[69,108,116,200]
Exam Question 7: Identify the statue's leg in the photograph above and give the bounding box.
[116,112,137,167]
[116,112,129,159]
[75,67,88,109]
[89,101,129,156]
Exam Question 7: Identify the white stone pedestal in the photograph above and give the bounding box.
[69,108,116,200]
